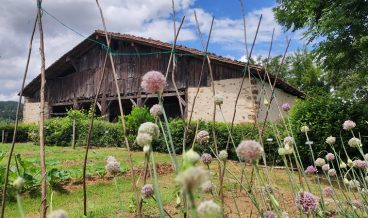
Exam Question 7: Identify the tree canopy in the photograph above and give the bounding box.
[273,0,368,99]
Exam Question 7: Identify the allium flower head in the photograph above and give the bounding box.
[328,169,336,177]
[201,153,212,165]
[284,144,294,155]
[315,158,326,167]
[200,181,214,193]
[326,136,336,145]
[340,162,347,168]
[141,184,154,199]
[136,133,153,147]
[343,120,356,131]
[281,103,291,112]
[149,104,163,117]
[322,164,330,172]
[347,159,354,167]
[197,200,222,218]
[105,160,120,175]
[138,122,160,140]
[353,160,368,169]
[325,153,335,161]
[214,95,223,105]
[348,180,360,189]
[282,212,289,218]
[196,130,210,144]
[351,200,362,209]
[106,156,117,163]
[183,149,200,165]
[143,145,151,154]
[176,167,209,193]
[305,165,317,174]
[278,147,286,156]
[218,150,228,161]
[301,126,310,133]
[323,187,334,198]
[13,177,25,190]
[283,136,294,146]
[295,191,318,214]
[141,70,166,93]
[236,140,264,162]
[263,211,276,218]
[47,209,68,218]
[348,137,362,148]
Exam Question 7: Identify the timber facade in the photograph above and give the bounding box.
[22,30,303,123]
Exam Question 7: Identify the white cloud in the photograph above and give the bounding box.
[0,0,297,101]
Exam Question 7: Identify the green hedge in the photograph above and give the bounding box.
[289,93,368,164]
[0,120,36,143]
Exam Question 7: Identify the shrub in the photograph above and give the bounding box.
[0,120,36,143]
[289,93,368,164]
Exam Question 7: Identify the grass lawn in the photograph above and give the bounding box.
[0,143,351,217]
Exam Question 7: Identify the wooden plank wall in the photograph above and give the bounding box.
[45,39,246,104]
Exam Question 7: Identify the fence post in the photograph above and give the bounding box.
[72,117,76,149]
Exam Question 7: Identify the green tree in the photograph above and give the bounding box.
[258,48,326,94]
[273,0,368,99]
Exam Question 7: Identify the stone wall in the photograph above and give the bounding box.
[23,97,50,123]
[186,78,297,124]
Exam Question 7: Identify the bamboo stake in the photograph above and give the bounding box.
[82,40,109,215]
[95,0,139,211]
[0,12,38,218]
[37,0,48,216]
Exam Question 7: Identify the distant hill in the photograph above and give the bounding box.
[0,101,22,121]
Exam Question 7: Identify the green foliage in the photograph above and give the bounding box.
[273,0,368,99]
[125,106,154,135]
[0,101,22,121]
[0,120,36,143]
[289,93,368,164]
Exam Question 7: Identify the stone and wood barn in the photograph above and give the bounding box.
[22,30,303,124]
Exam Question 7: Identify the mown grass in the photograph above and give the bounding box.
[0,143,353,217]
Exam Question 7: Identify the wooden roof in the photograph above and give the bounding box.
[22,30,304,98]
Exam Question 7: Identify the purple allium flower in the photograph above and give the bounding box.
[305,165,318,174]
[141,70,166,93]
[236,140,264,162]
[323,186,334,198]
[201,153,212,165]
[263,211,276,218]
[325,153,335,161]
[196,130,210,144]
[343,120,356,131]
[295,192,318,214]
[281,103,291,112]
[47,209,68,218]
[149,104,163,117]
[141,184,154,199]
[106,156,117,163]
[353,160,368,169]
[322,164,330,172]
[351,200,362,209]
[328,169,337,177]
[105,160,120,175]
[315,158,326,167]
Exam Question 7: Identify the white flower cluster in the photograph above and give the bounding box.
[136,122,160,154]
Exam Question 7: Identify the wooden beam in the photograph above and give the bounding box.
[49,91,186,106]
[130,99,137,106]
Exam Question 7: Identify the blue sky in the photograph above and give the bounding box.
[0,0,306,100]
